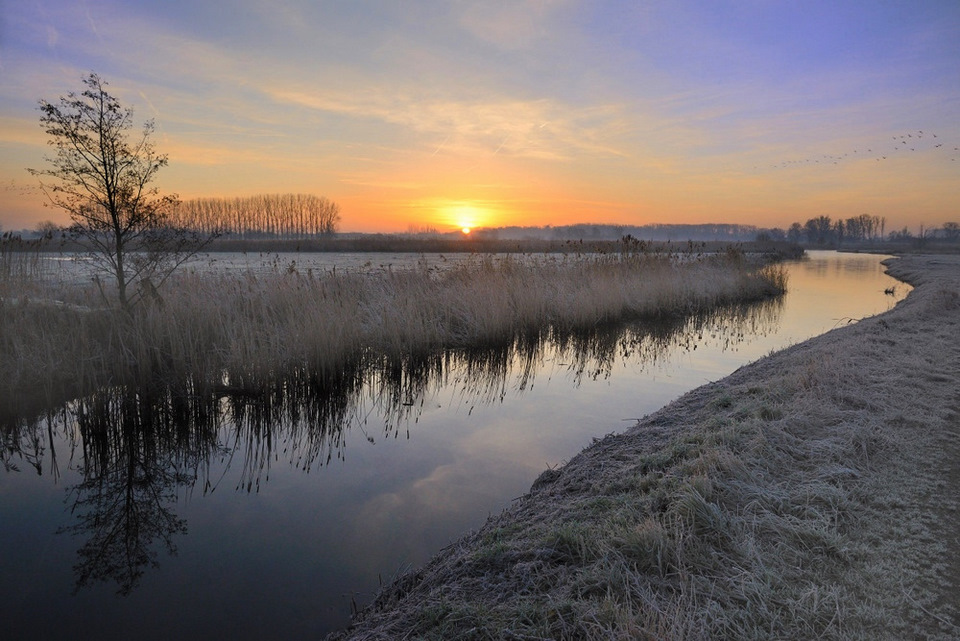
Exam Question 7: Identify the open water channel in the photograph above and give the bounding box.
[0,250,908,639]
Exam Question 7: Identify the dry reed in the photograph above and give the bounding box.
[0,250,785,418]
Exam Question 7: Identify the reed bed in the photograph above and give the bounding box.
[0,234,57,296]
[0,250,785,416]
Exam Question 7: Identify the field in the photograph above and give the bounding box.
[329,254,960,640]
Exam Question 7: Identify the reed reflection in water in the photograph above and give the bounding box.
[3,298,781,600]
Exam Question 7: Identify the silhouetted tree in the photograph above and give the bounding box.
[29,72,210,312]
[834,219,846,245]
[888,226,913,241]
[942,222,959,241]
[34,220,62,239]
[842,214,882,243]
[803,216,834,245]
[786,222,803,243]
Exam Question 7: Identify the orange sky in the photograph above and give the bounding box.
[2,1,959,234]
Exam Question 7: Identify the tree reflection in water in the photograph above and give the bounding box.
[59,388,213,595]
[1,297,782,596]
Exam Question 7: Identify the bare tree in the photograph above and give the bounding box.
[29,72,209,311]
[803,216,834,245]
[34,220,63,239]
[943,222,960,242]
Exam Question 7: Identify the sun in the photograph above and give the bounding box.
[434,201,491,234]
[424,199,500,234]
[452,205,482,231]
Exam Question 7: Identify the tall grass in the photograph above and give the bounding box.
[0,250,786,414]
[0,234,54,295]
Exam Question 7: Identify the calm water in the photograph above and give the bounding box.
[0,251,908,639]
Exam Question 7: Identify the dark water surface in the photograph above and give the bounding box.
[0,251,908,639]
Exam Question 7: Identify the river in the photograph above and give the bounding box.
[0,250,908,639]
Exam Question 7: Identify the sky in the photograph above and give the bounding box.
[1,0,958,234]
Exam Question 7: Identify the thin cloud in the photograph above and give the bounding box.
[266,86,632,161]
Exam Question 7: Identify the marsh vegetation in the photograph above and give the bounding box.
[1,245,786,419]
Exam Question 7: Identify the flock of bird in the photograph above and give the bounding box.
[1,179,38,196]
[758,129,959,170]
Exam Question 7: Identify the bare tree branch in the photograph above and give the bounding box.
[28,72,215,312]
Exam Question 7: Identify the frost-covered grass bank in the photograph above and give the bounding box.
[330,254,960,640]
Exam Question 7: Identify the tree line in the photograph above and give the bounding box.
[470,223,769,242]
[168,193,340,239]
[785,214,885,245]
[782,214,960,245]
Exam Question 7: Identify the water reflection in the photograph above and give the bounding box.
[57,391,206,595]
[2,297,782,596]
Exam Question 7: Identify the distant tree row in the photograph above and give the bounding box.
[169,193,340,239]
[784,214,886,245]
[471,223,770,242]
[782,214,959,245]
[886,221,960,242]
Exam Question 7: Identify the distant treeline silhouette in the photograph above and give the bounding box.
[785,214,885,245]
[785,214,960,246]
[466,223,772,242]
[469,218,959,246]
[168,193,340,239]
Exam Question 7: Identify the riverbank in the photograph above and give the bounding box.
[329,254,960,640]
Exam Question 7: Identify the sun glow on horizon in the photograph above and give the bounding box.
[430,200,497,234]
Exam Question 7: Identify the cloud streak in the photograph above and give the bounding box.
[264,85,632,161]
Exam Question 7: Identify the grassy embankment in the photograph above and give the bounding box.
[329,254,960,641]
[0,247,787,420]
